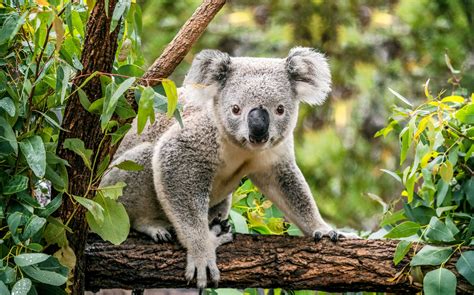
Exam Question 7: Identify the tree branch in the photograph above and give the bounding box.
[85,233,473,293]
[141,0,226,86]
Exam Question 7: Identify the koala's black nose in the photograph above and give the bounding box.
[248,107,269,143]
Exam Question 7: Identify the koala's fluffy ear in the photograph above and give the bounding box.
[183,49,231,87]
[286,47,331,105]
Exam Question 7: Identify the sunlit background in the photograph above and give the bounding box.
[137,0,473,231]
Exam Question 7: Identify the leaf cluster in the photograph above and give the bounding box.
[377,68,474,294]
[0,0,180,293]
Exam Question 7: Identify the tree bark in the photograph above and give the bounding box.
[57,1,120,294]
[55,1,226,294]
[85,233,473,294]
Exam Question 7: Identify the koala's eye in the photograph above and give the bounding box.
[276,105,285,115]
[231,105,241,115]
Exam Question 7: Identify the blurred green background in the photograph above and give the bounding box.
[137,0,473,231]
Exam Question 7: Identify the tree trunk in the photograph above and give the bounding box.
[85,233,474,294]
[57,1,120,294]
[56,1,226,294]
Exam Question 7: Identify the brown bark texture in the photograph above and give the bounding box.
[57,1,120,294]
[141,0,226,86]
[85,233,474,293]
[55,1,227,294]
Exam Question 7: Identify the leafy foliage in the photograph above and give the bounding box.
[0,0,179,293]
[376,67,473,294]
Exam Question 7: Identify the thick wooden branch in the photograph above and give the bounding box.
[141,0,226,86]
[85,233,473,293]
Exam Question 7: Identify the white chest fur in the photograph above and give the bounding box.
[209,137,291,205]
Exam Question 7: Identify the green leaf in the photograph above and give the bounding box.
[86,193,130,245]
[455,104,474,124]
[400,128,409,165]
[73,196,104,224]
[423,268,456,295]
[110,123,132,145]
[410,245,453,266]
[162,79,178,117]
[137,86,155,134]
[393,240,412,266]
[464,177,474,207]
[0,116,18,156]
[43,217,68,248]
[19,135,47,178]
[380,210,406,226]
[384,221,420,238]
[54,64,71,104]
[37,196,62,218]
[0,266,16,284]
[21,257,68,286]
[22,215,47,240]
[110,0,130,32]
[439,161,453,183]
[14,253,50,267]
[3,175,28,195]
[7,211,24,236]
[0,12,27,45]
[78,88,91,110]
[436,180,449,207]
[456,251,474,285]
[63,138,93,170]
[0,281,9,295]
[114,160,143,171]
[435,206,457,217]
[98,181,126,200]
[426,217,455,242]
[11,278,31,295]
[229,210,249,234]
[380,169,402,183]
[101,77,135,130]
[0,97,15,117]
[388,87,413,107]
[95,154,111,178]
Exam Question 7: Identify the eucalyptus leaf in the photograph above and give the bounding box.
[455,251,474,285]
[423,268,456,295]
[410,245,452,266]
[11,278,31,295]
[19,135,46,178]
[86,193,130,245]
[384,221,420,239]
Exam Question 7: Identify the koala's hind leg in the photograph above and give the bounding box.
[133,218,173,242]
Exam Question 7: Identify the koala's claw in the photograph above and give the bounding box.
[152,229,173,242]
[314,231,323,241]
[185,255,220,289]
[210,216,232,237]
[328,230,339,242]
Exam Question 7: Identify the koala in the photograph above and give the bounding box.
[101,47,343,288]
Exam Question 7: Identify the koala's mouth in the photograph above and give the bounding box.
[248,134,269,145]
[241,135,274,150]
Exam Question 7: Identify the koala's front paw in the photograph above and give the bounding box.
[313,228,341,242]
[313,229,360,242]
[185,253,220,289]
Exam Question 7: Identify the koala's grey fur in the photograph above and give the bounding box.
[101,47,341,288]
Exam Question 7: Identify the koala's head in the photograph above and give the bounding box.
[183,47,331,150]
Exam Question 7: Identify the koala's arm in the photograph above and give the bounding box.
[249,159,333,238]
